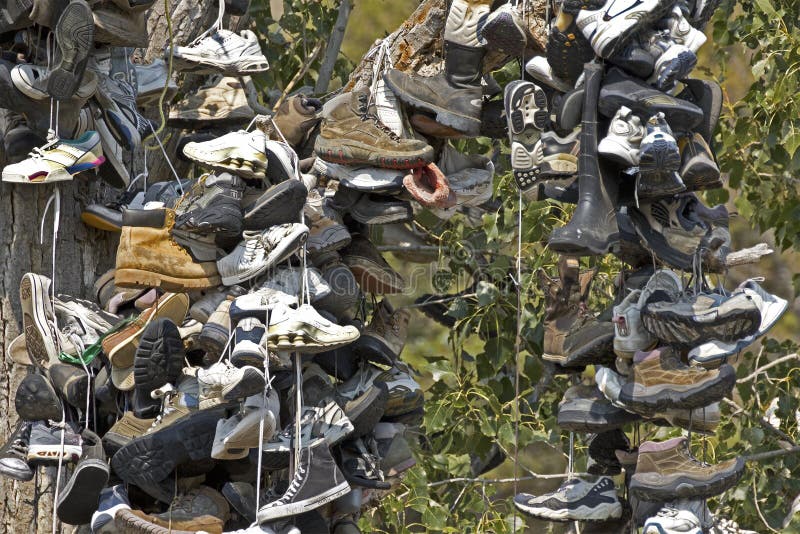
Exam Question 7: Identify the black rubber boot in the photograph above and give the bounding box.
[548,63,620,256]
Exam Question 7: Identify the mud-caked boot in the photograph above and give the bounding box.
[382,0,492,137]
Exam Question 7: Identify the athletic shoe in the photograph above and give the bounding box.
[598,106,645,166]
[504,80,549,194]
[267,302,360,353]
[530,129,581,177]
[243,179,307,230]
[478,3,528,56]
[173,172,244,239]
[19,273,60,372]
[547,13,595,84]
[93,71,151,151]
[169,75,254,126]
[343,190,415,224]
[638,113,686,198]
[514,477,623,521]
[679,132,721,190]
[47,0,94,100]
[231,317,268,367]
[256,438,350,522]
[557,383,642,432]
[229,288,298,323]
[676,79,722,144]
[646,31,698,91]
[56,429,110,525]
[688,280,788,368]
[12,63,97,101]
[644,506,703,533]
[135,58,178,106]
[91,485,131,534]
[524,55,574,93]
[216,223,308,285]
[171,29,269,75]
[0,421,34,481]
[27,421,82,464]
[314,256,361,323]
[212,392,278,460]
[183,129,268,180]
[339,437,391,489]
[660,6,707,52]
[607,33,657,78]
[196,361,266,409]
[89,102,130,188]
[258,266,331,303]
[374,422,417,476]
[312,158,405,193]
[2,132,105,183]
[305,191,352,257]
[132,318,185,418]
[575,0,675,58]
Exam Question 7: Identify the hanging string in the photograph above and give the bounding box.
[511,189,524,527]
[147,122,185,196]
[50,404,67,534]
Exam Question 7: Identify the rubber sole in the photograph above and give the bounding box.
[514,500,622,522]
[183,152,267,181]
[80,209,123,232]
[48,0,94,100]
[256,480,351,522]
[56,459,110,525]
[171,55,269,76]
[629,457,745,501]
[314,138,434,171]
[352,335,396,366]
[114,509,204,534]
[133,319,185,418]
[562,334,616,368]
[19,274,57,373]
[619,364,736,413]
[15,373,63,421]
[641,307,761,346]
[244,179,308,230]
[115,267,221,292]
[480,11,527,55]
[346,383,388,438]
[505,80,548,134]
[557,406,642,433]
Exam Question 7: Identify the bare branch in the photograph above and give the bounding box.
[315,0,353,94]
[726,243,774,266]
[428,473,591,488]
[722,397,796,446]
[737,353,800,384]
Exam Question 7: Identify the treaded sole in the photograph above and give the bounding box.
[256,480,351,522]
[48,0,93,100]
[56,460,110,525]
[619,364,736,413]
[641,307,761,346]
[480,12,527,55]
[557,408,641,433]
[15,373,63,421]
[114,509,200,534]
[115,267,221,292]
[513,500,623,522]
[346,384,388,438]
[629,457,745,501]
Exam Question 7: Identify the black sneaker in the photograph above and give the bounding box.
[598,67,704,132]
[608,35,656,79]
[132,318,185,419]
[676,78,722,145]
[15,372,63,421]
[557,384,642,433]
[637,113,686,199]
[546,13,595,84]
[553,86,584,132]
[587,429,631,476]
[0,421,34,481]
[680,132,721,190]
[47,0,94,100]
[174,173,244,240]
[56,429,110,525]
[514,477,623,522]
[256,438,351,521]
[243,179,308,230]
[47,363,90,410]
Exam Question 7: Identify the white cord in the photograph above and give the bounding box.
[50,405,67,534]
[147,122,184,195]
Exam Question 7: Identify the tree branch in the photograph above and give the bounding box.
[428,472,591,488]
[737,353,799,384]
[314,0,352,94]
[744,445,800,463]
[726,243,774,266]
[273,40,325,111]
[722,397,796,446]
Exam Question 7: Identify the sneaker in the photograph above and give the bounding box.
[27,421,82,464]
[91,485,131,534]
[47,363,90,410]
[196,299,231,358]
[374,422,417,476]
[56,429,110,525]
[183,129,268,180]
[620,347,736,413]
[259,266,331,303]
[101,411,155,456]
[132,318,185,418]
[212,392,278,459]
[0,421,34,481]
[89,102,131,188]
[151,485,230,526]
[679,132,721,190]
[646,31,698,91]
[171,29,269,74]
[630,437,744,501]
[135,58,178,106]
[196,361,266,409]
[575,0,675,58]
[2,132,105,183]
[169,75,254,126]
[352,299,410,365]
[524,55,574,93]
[19,273,60,373]
[231,317,269,367]
[340,190,414,224]
[340,438,390,489]
[557,383,642,432]
[306,191,352,257]
[505,80,548,193]
[12,63,98,101]
[92,71,152,151]
[644,506,703,534]
[676,78,722,144]
[222,481,257,524]
[229,288,298,323]
[598,105,644,166]
[189,284,247,323]
[514,477,623,521]
[660,5,707,52]
[312,158,405,193]
[47,0,94,100]
[643,292,762,347]
[217,223,309,285]
[638,113,686,198]
[546,13,595,84]
[257,438,350,521]
[340,235,405,294]
[267,302,360,353]
[607,33,657,78]
[243,179,308,230]
[173,172,245,239]
[689,280,788,368]
[338,363,424,419]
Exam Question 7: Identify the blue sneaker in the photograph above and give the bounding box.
[91,484,131,533]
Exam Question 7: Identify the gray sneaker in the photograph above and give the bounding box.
[0,421,34,481]
[514,477,623,521]
[27,421,82,464]
[173,172,245,241]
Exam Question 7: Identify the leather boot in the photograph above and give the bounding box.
[549,63,620,256]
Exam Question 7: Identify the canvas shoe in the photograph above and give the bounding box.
[524,56,574,93]
[26,421,82,464]
[575,0,675,58]
[135,58,178,106]
[514,477,623,521]
[19,273,60,373]
[217,223,309,285]
[171,29,269,74]
[2,132,105,183]
[196,361,266,409]
[638,113,686,198]
[183,129,268,180]
[91,485,131,534]
[169,75,255,126]
[0,421,34,481]
[644,506,703,534]
[267,302,361,353]
[598,106,644,166]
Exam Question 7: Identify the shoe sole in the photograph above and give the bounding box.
[20,274,57,373]
[619,365,736,413]
[513,500,622,522]
[114,509,198,534]
[171,54,270,75]
[505,80,548,135]
[243,180,308,229]
[15,373,63,421]
[346,384,388,438]
[256,480,351,522]
[353,336,396,366]
[115,268,221,292]
[557,406,642,433]
[481,12,528,54]
[56,459,109,525]
[629,457,745,501]
[641,307,761,346]
[133,319,185,417]
[314,138,434,171]
[561,333,616,368]
[183,151,267,181]
[307,225,352,256]
[80,209,123,232]
[47,0,94,100]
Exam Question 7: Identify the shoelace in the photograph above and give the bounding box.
[26,140,61,160]
[361,112,401,142]
[277,463,307,502]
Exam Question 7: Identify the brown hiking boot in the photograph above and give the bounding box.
[630,436,744,501]
[101,411,155,456]
[115,208,221,291]
[115,508,223,534]
[315,88,434,170]
[152,486,230,526]
[169,75,255,127]
[341,235,405,294]
[619,346,735,414]
[353,299,410,365]
[539,258,614,368]
[272,95,321,147]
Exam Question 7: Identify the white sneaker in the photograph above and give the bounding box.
[373,77,405,137]
[217,223,309,286]
[196,361,266,409]
[575,0,675,58]
[135,58,178,106]
[2,132,105,183]
[262,400,353,455]
[524,56,574,93]
[12,64,97,101]
[598,106,645,166]
[661,6,707,52]
[171,29,269,75]
[644,506,703,534]
[183,129,268,180]
[212,391,278,459]
[267,302,360,353]
[258,266,331,303]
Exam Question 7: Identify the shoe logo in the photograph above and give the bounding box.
[603,0,644,21]
[469,98,483,108]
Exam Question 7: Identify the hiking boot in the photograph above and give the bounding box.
[267,302,361,353]
[243,179,307,230]
[630,437,745,501]
[514,477,623,521]
[315,88,434,169]
[196,361,265,409]
[598,106,645,167]
[169,75,254,126]
[340,235,405,294]
[14,372,63,421]
[0,421,34,481]
[19,273,60,373]
[183,129,268,180]
[135,58,178,106]
[306,191,352,257]
[679,132,721,190]
[549,64,620,256]
[47,0,93,100]
[352,299,410,365]
[27,421,82,464]
[197,299,232,360]
[1,131,105,183]
[91,485,131,534]
[47,363,90,410]
[374,422,416,476]
[152,485,230,526]
[546,12,595,84]
[116,508,223,534]
[115,208,221,290]
[174,173,245,240]
[216,223,308,285]
[102,411,155,456]
[643,506,703,534]
[619,347,736,413]
[133,318,185,418]
[638,113,686,198]
[676,78,722,144]
[257,438,350,521]
[57,429,110,525]
[172,28,269,74]
[272,94,322,148]
[575,0,675,58]
[557,383,642,432]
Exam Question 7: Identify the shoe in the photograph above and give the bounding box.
[47,363,90,410]
[115,508,223,533]
[230,317,268,367]
[19,273,60,373]
[183,129,268,180]
[504,80,551,193]
[402,163,455,210]
[88,103,131,188]
[607,33,657,78]
[546,12,595,84]
[229,288,298,323]
[599,67,703,132]
[2,132,105,183]
[267,303,361,353]
[91,485,131,533]
[338,363,423,419]
[101,411,155,456]
[305,191,352,257]
[12,63,97,101]
[169,75,255,126]
[661,5,707,51]
[152,485,230,526]
[217,223,308,285]
[630,437,744,500]
[258,266,331,303]
[620,347,736,413]
[190,285,246,323]
[222,481,257,524]
[197,361,266,409]
[352,299,410,365]
[92,2,148,47]
[243,179,308,230]
[478,3,528,56]
[132,318,185,418]
[549,64,620,256]
[340,235,405,294]
[557,383,642,432]
[313,158,405,193]
[314,256,361,322]
[0,421,34,481]
[679,132,721,190]
[197,299,232,360]
[524,56,574,93]
[344,191,414,224]
[174,173,245,239]
[212,392,278,459]
[272,94,322,148]
[257,438,350,521]
[429,148,494,219]
[14,372,63,421]
[114,208,222,290]
[374,422,417,476]
[644,506,703,534]
[643,292,761,347]
[92,69,151,151]
[514,477,623,521]
[575,0,675,58]
[340,438,391,489]
[315,89,434,169]
[598,105,644,166]
[587,429,630,476]
[3,115,47,165]
[47,0,93,100]
[56,429,109,525]
[646,31,698,91]
[27,421,82,464]
[172,29,269,74]
[676,78,722,143]
[637,113,686,198]
[689,280,788,368]
[135,58,178,106]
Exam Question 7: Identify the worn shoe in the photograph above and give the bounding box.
[115,508,223,533]
[217,223,308,285]
[132,318,185,418]
[524,56,574,93]
[169,75,254,126]
[679,132,721,190]
[196,361,265,409]
[47,0,94,100]
[243,179,307,230]
[646,31,698,91]
[352,299,410,365]
[514,477,623,521]
[27,421,82,464]
[374,422,417,476]
[2,131,105,183]
[638,113,686,198]
[56,429,110,525]
[172,29,269,74]
[314,256,361,322]
[403,163,455,210]
[575,0,675,58]
[630,437,744,501]
[272,95,322,148]
[340,235,405,294]
[644,506,703,534]
[598,106,644,167]
[19,273,60,373]
[546,12,595,84]
[174,172,245,239]
[557,383,642,433]
[661,5,707,51]
[136,58,178,106]
[313,158,404,193]
[676,78,722,144]
[15,372,63,421]
[212,392,278,459]
[505,80,548,193]
[183,129,268,180]
[0,421,34,481]
[91,485,131,533]
[47,363,90,410]
[267,302,360,353]
[152,485,230,527]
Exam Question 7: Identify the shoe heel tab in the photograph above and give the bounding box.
[121,207,167,228]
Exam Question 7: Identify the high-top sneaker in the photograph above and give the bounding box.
[256,438,351,522]
[352,299,410,365]
[598,106,645,167]
[0,421,34,481]
[637,113,686,199]
[56,429,110,525]
[19,272,60,373]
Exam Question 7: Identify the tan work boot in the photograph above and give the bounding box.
[630,436,744,501]
[101,411,155,455]
[272,94,321,148]
[169,75,255,126]
[153,485,230,526]
[354,299,410,365]
[115,208,221,291]
[314,88,434,170]
[116,508,223,534]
